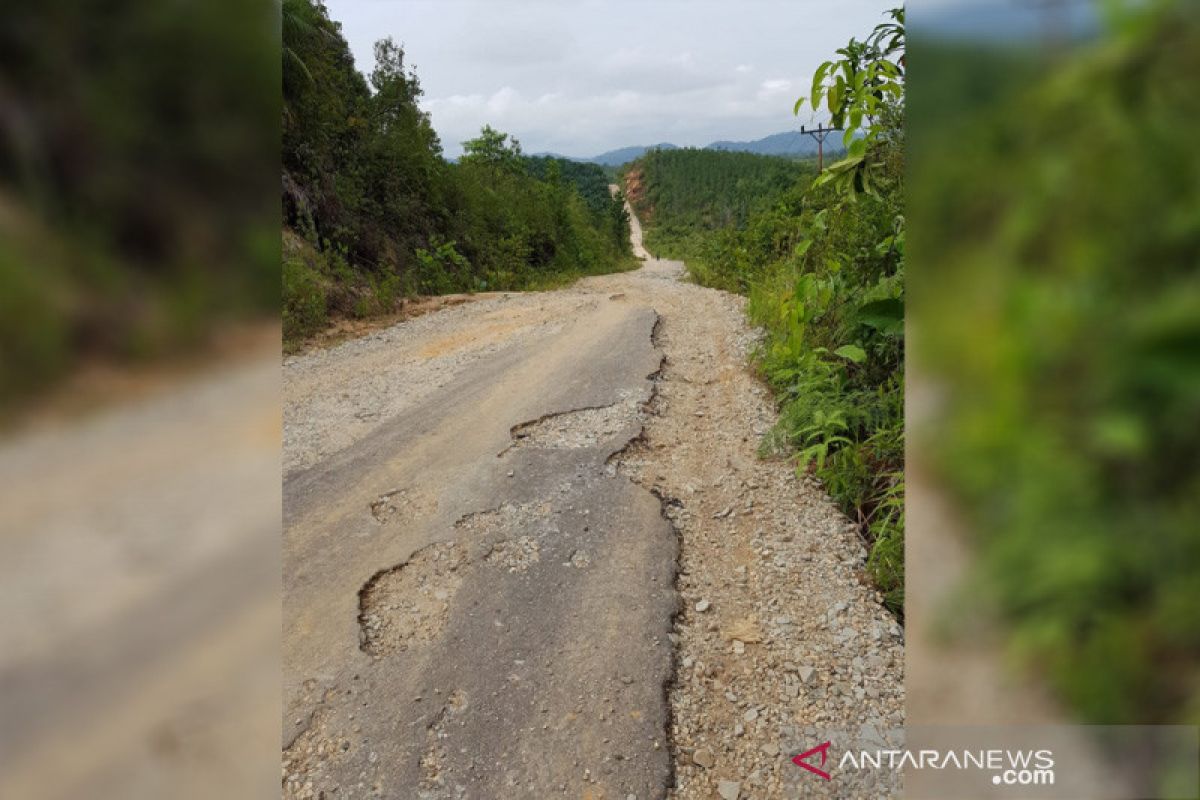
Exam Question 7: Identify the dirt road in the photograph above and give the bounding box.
[283,200,903,799]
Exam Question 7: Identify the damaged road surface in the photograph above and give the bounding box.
[284,198,904,799]
[284,295,677,799]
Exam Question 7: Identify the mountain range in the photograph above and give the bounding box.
[536,129,853,167]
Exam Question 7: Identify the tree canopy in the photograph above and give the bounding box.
[281,0,633,343]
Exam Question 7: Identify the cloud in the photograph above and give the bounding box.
[758,78,793,100]
[328,0,896,157]
[596,48,732,95]
[486,86,520,114]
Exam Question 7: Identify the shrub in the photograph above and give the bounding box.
[282,256,326,341]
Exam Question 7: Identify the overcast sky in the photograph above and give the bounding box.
[326,0,896,158]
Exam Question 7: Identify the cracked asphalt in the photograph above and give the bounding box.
[283,198,903,799]
[284,277,675,798]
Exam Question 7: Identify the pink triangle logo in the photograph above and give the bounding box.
[792,741,833,780]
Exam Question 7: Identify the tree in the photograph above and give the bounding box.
[460,125,525,173]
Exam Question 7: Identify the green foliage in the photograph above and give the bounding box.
[631,11,905,615]
[281,0,634,345]
[0,239,69,404]
[413,240,471,295]
[911,2,1200,724]
[797,8,904,198]
[282,255,326,340]
[1,0,278,411]
[461,126,526,173]
[865,466,905,610]
[621,148,811,268]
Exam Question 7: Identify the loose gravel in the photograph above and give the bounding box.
[595,259,905,799]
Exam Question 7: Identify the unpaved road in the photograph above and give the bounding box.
[284,200,903,799]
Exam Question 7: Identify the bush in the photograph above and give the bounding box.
[0,242,68,408]
[282,256,326,341]
[414,240,471,294]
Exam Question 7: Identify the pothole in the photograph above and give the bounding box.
[369,488,438,524]
[454,501,555,538]
[358,541,468,657]
[282,693,359,800]
[503,397,643,452]
[484,536,541,573]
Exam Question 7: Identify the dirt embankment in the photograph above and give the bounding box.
[623,165,652,224]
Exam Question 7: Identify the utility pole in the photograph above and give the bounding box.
[800,123,840,173]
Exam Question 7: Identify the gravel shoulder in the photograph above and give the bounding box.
[593,260,904,799]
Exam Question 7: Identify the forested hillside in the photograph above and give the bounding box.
[524,156,620,218]
[281,0,633,344]
[707,130,849,159]
[626,12,905,614]
[622,149,811,266]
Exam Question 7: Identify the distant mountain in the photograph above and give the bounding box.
[587,142,678,167]
[706,130,846,158]
[531,130,861,167]
[554,132,857,167]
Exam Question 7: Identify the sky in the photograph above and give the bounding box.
[326,0,896,159]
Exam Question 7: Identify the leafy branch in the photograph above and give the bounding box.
[794,7,905,198]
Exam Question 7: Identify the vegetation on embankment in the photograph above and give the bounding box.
[282,0,634,345]
[625,11,905,615]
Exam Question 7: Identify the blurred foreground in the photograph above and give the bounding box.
[0,0,280,797]
[908,0,1200,742]
[0,0,278,418]
[0,350,280,798]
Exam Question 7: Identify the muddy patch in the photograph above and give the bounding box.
[357,542,468,657]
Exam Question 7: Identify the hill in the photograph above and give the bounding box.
[587,142,679,166]
[706,130,850,158]
[552,131,851,166]
[620,147,811,261]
